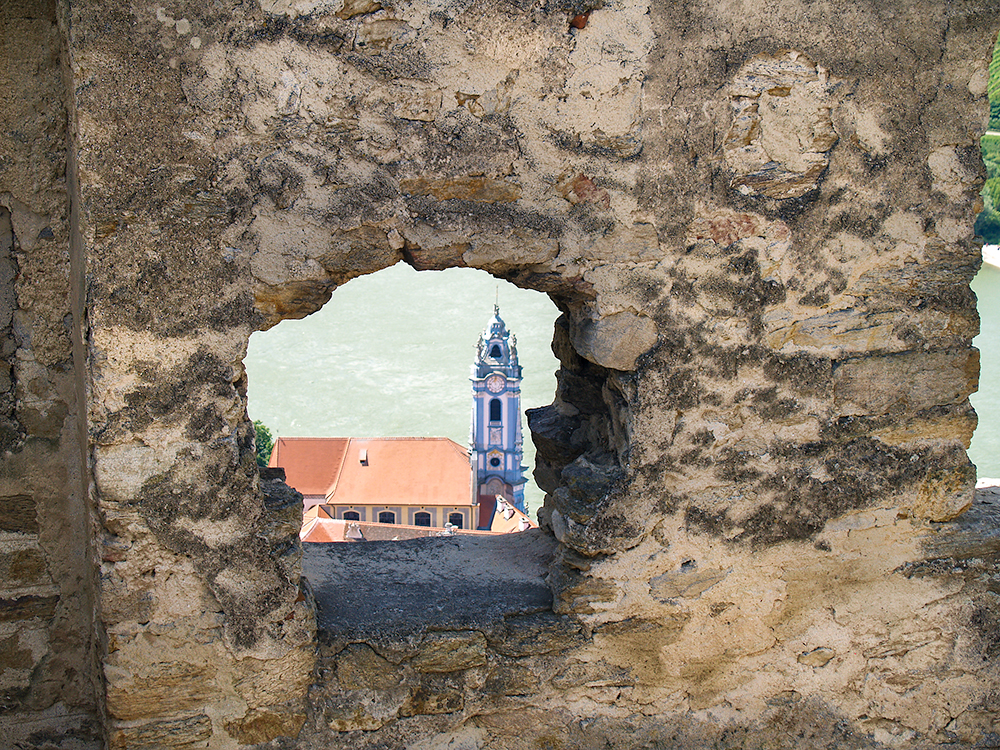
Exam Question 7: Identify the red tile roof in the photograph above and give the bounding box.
[300,516,347,542]
[269,437,349,497]
[330,437,473,507]
[269,436,473,507]
[487,500,535,534]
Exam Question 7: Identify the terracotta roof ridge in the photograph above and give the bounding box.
[278,435,468,444]
[273,436,351,440]
[324,437,353,500]
[444,438,471,456]
[349,436,460,441]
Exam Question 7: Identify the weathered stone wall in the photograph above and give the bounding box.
[0,1,100,747]
[2,0,999,747]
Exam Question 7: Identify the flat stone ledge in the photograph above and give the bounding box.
[920,487,1000,561]
[303,530,557,638]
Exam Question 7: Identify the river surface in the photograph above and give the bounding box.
[246,247,1000,512]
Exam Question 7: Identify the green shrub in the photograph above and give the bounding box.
[976,208,1000,244]
[978,176,1000,244]
[254,419,274,467]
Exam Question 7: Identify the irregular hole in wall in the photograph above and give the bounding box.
[969,29,1000,477]
[245,261,559,518]
[244,261,630,633]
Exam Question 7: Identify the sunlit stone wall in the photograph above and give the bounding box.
[2,0,999,747]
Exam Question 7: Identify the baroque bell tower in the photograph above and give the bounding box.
[471,305,526,524]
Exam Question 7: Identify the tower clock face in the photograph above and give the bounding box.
[486,375,505,393]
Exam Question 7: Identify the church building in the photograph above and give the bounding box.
[470,305,528,521]
[268,305,533,535]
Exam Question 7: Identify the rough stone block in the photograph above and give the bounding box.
[411,631,487,673]
[551,661,634,690]
[108,715,212,750]
[904,464,976,522]
[922,487,1000,561]
[462,232,559,269]
[0,494,37,534]
[872,411,977,449]
[404,241,471,271]
[336,643,407,691]
[548,564,618,615]
[591,616,691,684]
[0,624,48,715]
[0,632,35,671]
[833,350,978,416]
[724,50,837,200]
[484,664,540,696]
[485,612,584,657]
[223,703,307,745]
[105,663,217,722]
[764,308,901,353]
[0,594,58,623]
[559,457,623,515]
[797,647,836,667]
[399,677,464,716]
[98,569,155,624]
[649,565,729,602]
[323,688,407,731]
[230,625,316,704]
[18,398,67,439]
[569,311,657,371]
[0,548,50,589]
[393,89,442,121]
[336,0,382,19]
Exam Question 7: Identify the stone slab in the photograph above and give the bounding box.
[303,531,556,637]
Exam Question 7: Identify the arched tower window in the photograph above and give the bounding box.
[378,511,396,524]
[489,344,501,358]
[343,510,360,521]
[489,398,502,422]
[448,512,464,529]
[414,511,431,527]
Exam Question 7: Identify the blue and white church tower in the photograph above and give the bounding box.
[471,305,527,524]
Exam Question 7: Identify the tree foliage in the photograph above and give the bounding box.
[986,176,1000,207]
[990,32,1000,104]
[984,135,1000,179]
[254,419,274,467]
[980,133,1000,243]
[980,34,1000,243]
